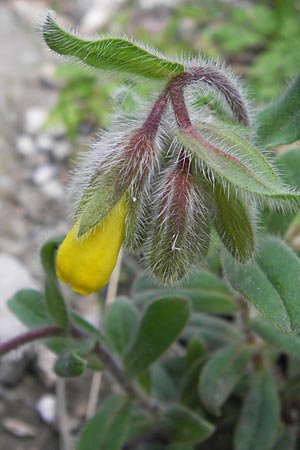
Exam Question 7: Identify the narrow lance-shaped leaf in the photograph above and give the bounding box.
[178,123,300,208]
[43,11,184,80]
[199,343,253,415]
[223,236,300,334]
[256,75,300,148]
[40,236,69,329]
[159,404,215,444]
[234,370,280,450]
[124,296,190,379]
[211,181,255,262]
[77,396,132,450]
[251,320,300,358]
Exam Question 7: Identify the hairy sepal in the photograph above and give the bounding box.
[74,127,158,237]
[42,11,184,80]
[177,123,300,211]
[146,163,211,285]
[211,182,256,263]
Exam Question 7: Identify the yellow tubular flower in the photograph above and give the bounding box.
[56,200,126,295]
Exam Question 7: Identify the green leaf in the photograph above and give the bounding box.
[104,297,139,355]
[77,396,132,450]
[8,289,52,328]
[124,296,190,379]
[183,313,243,348]
[132,269,237,314]
[160,404,215,444]
[150,363,178,402]
[271,426,297,450]
[181,359,204,408]
[178,123,300,208]
[262,148,300,235]
[43,12,184,80]
[223,236,300,334]
[251,320,300,358]
[234,370,280,450]
[54,351,87,377]
[199,343,253,415]
[212,182,255,262]
[256,76,300,147]
[40,236,69,329]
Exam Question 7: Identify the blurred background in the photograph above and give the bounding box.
[0,0,299,449]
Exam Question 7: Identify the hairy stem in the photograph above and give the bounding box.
[0,322,160,415]
[96,342,161,415]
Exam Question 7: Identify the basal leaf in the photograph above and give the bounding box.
[256,76,300,148]
[43,11,184,80]
[104,297,139,355]
[40,236,69,329]
[251,320,300,358]
[132,270,237,314]
[178,123,300,208]
[77,396,132,450]
[199,343,252,415]
[223,236,300,334]
[160,404,215,444]
[124,296,190,379]
[183,313,243,348]
[271,426,297,450]
[234,370,280,450]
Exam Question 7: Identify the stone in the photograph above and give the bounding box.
[16,135,35,156]
[32,165,56,186]
[36,134,54,153]
[41,179,64,199]
[24,108,48,135]
[36,394,57,425]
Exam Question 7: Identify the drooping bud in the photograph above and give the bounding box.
[56,199,126,295]
[146,154,211,285]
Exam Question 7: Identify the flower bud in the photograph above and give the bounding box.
[56,199,126,295]
[147,158,211,285]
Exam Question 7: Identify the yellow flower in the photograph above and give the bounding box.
[56,200,126,295]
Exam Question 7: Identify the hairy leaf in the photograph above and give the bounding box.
[77,396,132,450]
[199,343,252,415]
[124,296,190,378]
[178,123,300,208]
[43,12,184,80]
[223,236,300,334]
[8,289,52,328]
[160,404,215,444]
[40,236,68,329]
[251,320,300,358]
[104,297,139,354]
[212,182,255,262]
[256,76,300,148]
[234,370,280,450]
[132,270,237,314]
[54,351,87,377]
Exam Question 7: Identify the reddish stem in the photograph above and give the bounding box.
[141,89,169,138]
[0,326,63,355]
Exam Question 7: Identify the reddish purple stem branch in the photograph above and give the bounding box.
[0,326,63,355]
